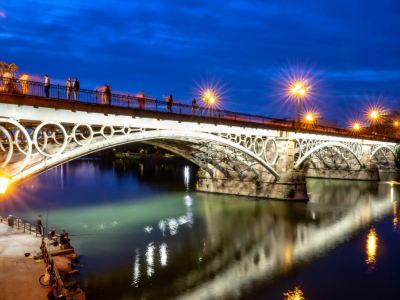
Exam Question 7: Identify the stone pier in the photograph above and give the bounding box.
[197,137,309,201]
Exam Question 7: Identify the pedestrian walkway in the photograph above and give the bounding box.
[0,223,48,300]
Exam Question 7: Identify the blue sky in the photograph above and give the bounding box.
[1,0,399,123]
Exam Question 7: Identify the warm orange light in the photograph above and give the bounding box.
[353,123,360,130]
[0,174,12,194]
[305,113,313,121]
[205,93,211,99]
[366,227,378,264]
[291,82,307,97]
[209,97,215,103]
[370,110,379,119]
[284,286,305,300]
[394,121,399,127]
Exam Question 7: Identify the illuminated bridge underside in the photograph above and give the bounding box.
[0,118,281,187]
[0,100,398,199]
[295,138,396,170]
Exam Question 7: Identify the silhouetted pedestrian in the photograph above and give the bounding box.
[44,75,50,97]
[73,78,80,101]
[37,215,43,236]
[163,94,173,113]
[105,85,111,105]
[19,74,29,95]
[66,77,72,100]
[138,91,145,109]
[192,98,197,115]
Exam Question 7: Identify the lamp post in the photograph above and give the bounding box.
[370,110,379,134]
[291,82,308,123]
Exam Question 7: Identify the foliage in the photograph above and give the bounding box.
[114,153,140,160]
[287,188,295,198]
[8,63,19,77]
[362,163,366,169]
[394,145,400,169]
[0,61,9,76]
[0,61,19,77]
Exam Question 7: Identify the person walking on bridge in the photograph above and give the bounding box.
[192,98,197,115]
[44,75,50,98]
[138,91,145,109]
[73,78,80,101]
[66,77,72,100]
[19,73,29,95]
[105,84,111,105]
[163,94,173,113]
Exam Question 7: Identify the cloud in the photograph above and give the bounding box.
[1,0,400,122]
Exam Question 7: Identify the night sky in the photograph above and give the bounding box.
[1,0,399,124]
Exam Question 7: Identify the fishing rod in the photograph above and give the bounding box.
[68,234,106,236]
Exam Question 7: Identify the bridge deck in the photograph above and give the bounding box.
[1,92,398,143]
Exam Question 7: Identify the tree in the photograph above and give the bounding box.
[394,145,400,168]
[0,61,9,76]
[8,63,19,77]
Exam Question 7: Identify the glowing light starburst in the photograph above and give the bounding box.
[271,61,324,119]
[283,286,305,300]
[192,76,228,110]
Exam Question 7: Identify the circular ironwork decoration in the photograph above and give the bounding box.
[253,137,264,156]
[243,136,252,149]
[72,124,94,146]
[33,122,68,157]
[101,125,114,139]
[264,138,278,165]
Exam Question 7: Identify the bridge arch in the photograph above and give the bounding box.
[2,121,281,187]
[370,145,395,160]
[294,141,363,168]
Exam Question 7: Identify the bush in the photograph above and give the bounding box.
[394,145,400,168]
[288,188,295,198]
[362,163,366,169]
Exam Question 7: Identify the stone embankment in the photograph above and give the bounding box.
[0,215,86,300]
[46,246,86,300]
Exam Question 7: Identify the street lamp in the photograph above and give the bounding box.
[305,113,314,122]
[394,121,399,127]
[291,82,309,123]
[370,110,379,134]
[0,174,11,194]
[353,123,360,131]
[203,91,216,106]
[370,110,379,120]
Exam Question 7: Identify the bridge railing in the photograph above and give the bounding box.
[0,76,399,143]
[0,76,294,124]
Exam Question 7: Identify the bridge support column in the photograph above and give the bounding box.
[360,144,371,166]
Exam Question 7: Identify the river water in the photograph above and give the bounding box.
[1,159,400,300]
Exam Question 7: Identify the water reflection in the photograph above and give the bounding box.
[2,160,400,300]
[366,227,378,265]
[132,249,140,287]
[284,287,305,300]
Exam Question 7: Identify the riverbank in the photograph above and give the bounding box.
[0,222,48,299]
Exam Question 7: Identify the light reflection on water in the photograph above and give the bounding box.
[1,160,400,300]
[366,227,378,265]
